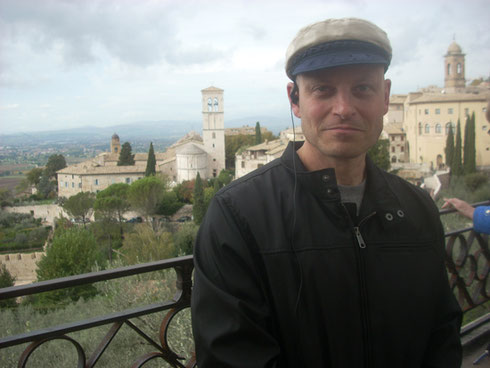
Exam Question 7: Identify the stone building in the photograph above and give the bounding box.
[392,41,489,170]
[235,126,304,179]
[57,86,226,197]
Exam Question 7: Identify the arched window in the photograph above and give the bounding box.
[447,63,451,75]
[445,122,452,135]
[435,123,442,134]
[457,63,461,74]
[425,124,430,134]
[418,122,422,135]
[213,98,219,112]
[391,156,397,163]
[207,98,212,112]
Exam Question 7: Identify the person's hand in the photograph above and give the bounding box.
[442,197,475,220]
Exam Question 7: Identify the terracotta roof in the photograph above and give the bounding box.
[383,123,404,135]
[408,92,489,104]
[58,162,147,175]
[176,143,207,155]
[389,94,408,104]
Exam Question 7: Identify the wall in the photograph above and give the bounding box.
[0,252,44,286]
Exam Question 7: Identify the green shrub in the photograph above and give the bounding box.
[464,173,488,191]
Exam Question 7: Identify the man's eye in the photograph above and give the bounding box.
[356,85,371,93]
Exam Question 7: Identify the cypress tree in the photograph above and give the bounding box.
[192,173,206,224]
[255,121,262,145]
[444,123,454,169]
[463,112,476,174]
[451,119,463,176]
[118,142,135,166]
[145,142,156,176]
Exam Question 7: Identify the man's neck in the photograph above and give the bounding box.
[297,143,366,186]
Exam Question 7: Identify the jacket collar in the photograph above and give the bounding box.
[280,141,405,226]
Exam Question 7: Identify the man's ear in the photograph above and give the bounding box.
[383,79,391,114]
[287,82,301,118]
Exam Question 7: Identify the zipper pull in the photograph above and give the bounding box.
[354,227,366,249]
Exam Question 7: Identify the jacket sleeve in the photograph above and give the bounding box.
[191,194,281,368]
[473,206,490,235]
[423,211,463,368]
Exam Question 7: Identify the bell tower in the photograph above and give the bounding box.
[111,133,121,155]
[201,86,225,178]
[444,41,465,92]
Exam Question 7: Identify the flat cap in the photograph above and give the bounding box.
[285,18,392,79]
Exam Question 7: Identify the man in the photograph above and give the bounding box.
[191,18,462,367]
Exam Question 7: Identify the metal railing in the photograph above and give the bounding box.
[0,200,489,366]
[0,255,195,368]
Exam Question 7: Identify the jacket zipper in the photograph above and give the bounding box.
[353,212,376,249]
[342,206,376,367]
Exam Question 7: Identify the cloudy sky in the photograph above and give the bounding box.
[0,0,489,135]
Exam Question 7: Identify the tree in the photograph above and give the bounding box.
[173,180,194,203]
[217,169,233,187]
[451,119,463,176]
[444,124,454,168]
[35,227,104,303]
[463,112,476,175]
[225,134,255,169]
[128,176,165,224]
[173,223,199,256]
[94,183,130,236]
[157,191,184,216]
[0,264,16,308]
[118,142,135,166]
[26,167,44,186]
[62,192,95,227]
[367,139,390,171]
[36,174,56,199]
[255,122,262,145]
[0,189,13,207]
[145,142,156,176]
[44,154,67,178]
[192,173,206,225]
[121,225,176,264]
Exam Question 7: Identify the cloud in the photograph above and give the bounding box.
[0,0,228,68]
[0,104,19,110]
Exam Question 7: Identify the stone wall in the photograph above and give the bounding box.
[0,252,44,286]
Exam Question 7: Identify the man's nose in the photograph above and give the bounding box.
[332,90,355,119]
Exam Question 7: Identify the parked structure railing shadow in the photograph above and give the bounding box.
[0,200,489,367]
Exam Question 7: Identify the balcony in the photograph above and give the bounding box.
[0,201,489,367]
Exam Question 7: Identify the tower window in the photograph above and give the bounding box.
[115,147,118,153]
[207,98,212,112]
[447,63,451,75]
[213,98,219,112]
[457,63,461,74]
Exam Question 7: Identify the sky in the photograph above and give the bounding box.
[0,0,489,135]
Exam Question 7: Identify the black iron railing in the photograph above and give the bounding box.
[0,201,489,367]
[0,255,195,368]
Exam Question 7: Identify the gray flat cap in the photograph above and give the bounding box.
[285,17,392,80]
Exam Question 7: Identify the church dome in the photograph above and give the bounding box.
[112,133,120,140]
[447,41,462,54]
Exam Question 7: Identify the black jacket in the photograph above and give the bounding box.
[192,142,462,367]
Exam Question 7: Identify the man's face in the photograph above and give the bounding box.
[289,64,390,165]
